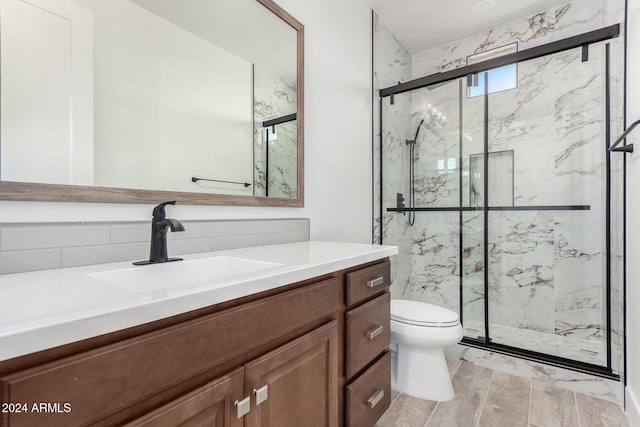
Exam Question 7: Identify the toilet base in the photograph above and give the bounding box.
[392,345,455,401]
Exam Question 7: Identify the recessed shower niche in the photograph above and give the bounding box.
[469,150,513,207]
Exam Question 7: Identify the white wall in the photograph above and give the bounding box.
[0,0,374,244]
[87,0,254,195]
[275,0,373,242]
[626,0,640,422]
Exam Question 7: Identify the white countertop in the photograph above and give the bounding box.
[0,241,397,362]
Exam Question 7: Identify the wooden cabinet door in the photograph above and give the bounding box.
[244,321,339,427]
[125,368,244,427]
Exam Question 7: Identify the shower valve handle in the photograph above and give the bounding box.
[396,193,406,214]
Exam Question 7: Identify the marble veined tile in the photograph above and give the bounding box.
[412,0,607,78]
[553,211,605,342]
[408,213,460,312]
[373,11,412,244]
[488,211,556,333]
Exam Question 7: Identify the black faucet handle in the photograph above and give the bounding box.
[152,200,177,219]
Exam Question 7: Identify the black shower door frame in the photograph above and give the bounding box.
[379,24,621,380]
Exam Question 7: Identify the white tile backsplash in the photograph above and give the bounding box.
[0,249,61,274]
[211,234,259,251]
[181,221,238,239]
[62,242,149,268]
[109,223,151,244]
[0,218,310,274]
[1,225,110,250]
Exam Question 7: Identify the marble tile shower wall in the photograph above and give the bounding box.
[0,218,310,275]
[374,0,625,379]
[373,12,413,298]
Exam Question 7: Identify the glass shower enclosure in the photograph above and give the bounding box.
[378,26,624,376]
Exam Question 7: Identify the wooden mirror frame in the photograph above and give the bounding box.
[0,0,304,207]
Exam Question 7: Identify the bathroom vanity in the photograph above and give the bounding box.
[0,241,396,427]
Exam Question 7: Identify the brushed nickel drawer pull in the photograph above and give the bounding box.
[253,384,269,405]
[367,389,384,408]
[366,325,384,340]
[366,276,385,288]
[234,396,251,418]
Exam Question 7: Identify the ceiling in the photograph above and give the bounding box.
[365,0,576,54]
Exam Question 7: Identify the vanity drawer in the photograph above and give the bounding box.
[345,351,391,427]
[345,260,390,306]
[0,278,338,427]
[345,292,390,379]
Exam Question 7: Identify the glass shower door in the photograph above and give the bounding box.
[381,78,464,317]
[460,79,486,341]
[409,79,461,315]
[379,29,622,376]
[484,44,608,366]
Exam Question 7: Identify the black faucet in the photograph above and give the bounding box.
[133,201,185,265]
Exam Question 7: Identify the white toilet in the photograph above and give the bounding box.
[390,299,463,401]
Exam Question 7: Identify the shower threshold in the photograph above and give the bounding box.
[461,319,606,366]
[459,326,619,380]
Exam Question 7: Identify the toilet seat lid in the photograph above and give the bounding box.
[390,299,459,326]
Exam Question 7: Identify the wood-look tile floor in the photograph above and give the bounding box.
[376,360,629,427]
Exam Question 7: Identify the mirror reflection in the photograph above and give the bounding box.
[0,0,299,199]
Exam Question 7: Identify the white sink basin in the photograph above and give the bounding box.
[88,256,283,293]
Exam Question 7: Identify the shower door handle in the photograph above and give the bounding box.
[367,277,385,288]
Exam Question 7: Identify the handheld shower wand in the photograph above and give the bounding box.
[413,119,425,142]
[406,119,425,145]
[405,119,424,226]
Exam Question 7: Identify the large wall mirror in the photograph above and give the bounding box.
[0,0,304,206]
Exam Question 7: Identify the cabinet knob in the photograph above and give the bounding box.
[253,384,269,405]
[366,325,384,340]
[367,389,385,408]
[234,396,251,418]
[366,277,385,288]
